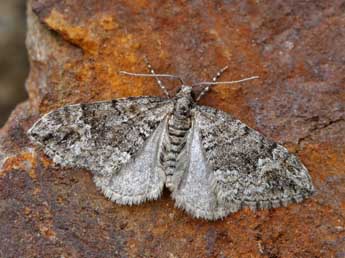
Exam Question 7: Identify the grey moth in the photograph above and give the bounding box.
[28,64,314,220]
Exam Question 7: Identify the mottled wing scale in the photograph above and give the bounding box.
[28,97,174,204]
[171,105,314,219]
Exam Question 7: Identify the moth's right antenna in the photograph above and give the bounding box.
[194,66,259,101]
[195,66,228,101]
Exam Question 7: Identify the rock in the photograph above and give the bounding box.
[1,0,344,257]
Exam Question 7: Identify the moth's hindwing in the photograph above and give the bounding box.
[172,105,314,220]
[28,97,174,204]
[171,119,221,219]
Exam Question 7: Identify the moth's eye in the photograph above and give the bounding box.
[191,90,196,100]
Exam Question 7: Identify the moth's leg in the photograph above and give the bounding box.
[144,57,170,98]
[196,66,228,101]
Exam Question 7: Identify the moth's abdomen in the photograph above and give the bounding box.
[160,114,191,190]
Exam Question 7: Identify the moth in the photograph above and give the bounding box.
[28,61,314,220]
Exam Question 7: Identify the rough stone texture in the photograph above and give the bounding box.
[1,0,345,257]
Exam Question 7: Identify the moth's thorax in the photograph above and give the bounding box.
[174,85,195,117]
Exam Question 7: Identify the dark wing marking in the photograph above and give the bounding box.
[28,97,174,204]
[172,105,314,219]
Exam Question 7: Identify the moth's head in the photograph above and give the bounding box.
[176,85,194,98]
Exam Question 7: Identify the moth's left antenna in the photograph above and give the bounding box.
[119,71,185,86]
[143,57,170,98]
[119,61,185,98]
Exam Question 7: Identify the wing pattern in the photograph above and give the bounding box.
[29,97,174,204]
[28,94,314,219]
[179,105,314,218]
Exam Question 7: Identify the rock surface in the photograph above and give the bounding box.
[1,0,345,257]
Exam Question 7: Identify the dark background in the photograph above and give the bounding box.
[0,0,28,127]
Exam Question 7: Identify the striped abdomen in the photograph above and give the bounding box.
[160,113,191,188]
